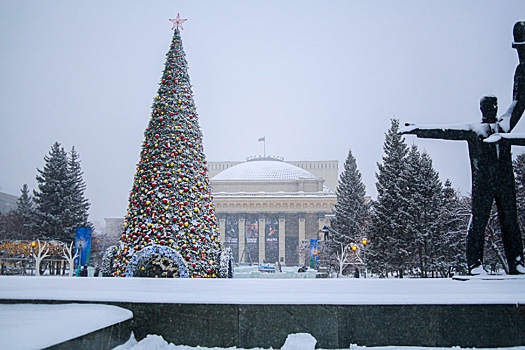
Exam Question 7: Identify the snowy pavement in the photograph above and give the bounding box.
[1,275,525,305]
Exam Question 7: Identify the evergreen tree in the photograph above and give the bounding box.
[112,19,225,278]
[369,119,410,277]
[16,184,35,239]
[514,152,525,232]
[33,142,72,241]
[0,184,35,241]
[483,203,508,273]
[329,148,369,275]
[404,148,442,277]
[67,147,91,230]
[331,148,369,240]
[0,211,22,241]
[435,180,468,276]
[33,143,91,242]
[400,145,422,275]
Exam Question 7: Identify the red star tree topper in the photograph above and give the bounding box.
[169,13,187,30]
[112,19,225,278]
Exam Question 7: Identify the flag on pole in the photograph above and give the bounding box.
[258,136,265,142]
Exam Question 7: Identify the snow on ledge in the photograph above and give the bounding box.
[0,303,132,350]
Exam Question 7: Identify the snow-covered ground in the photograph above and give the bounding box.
[1,274,525,304]
[1,274,525,350]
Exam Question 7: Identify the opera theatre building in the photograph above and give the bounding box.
[208,156,337,266]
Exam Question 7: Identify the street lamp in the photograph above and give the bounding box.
[76,241,84,276]
[30,241,37,276]
[350,239,368,278]
[361,238,368,278]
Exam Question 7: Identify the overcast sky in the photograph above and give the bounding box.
[1,1,524,226]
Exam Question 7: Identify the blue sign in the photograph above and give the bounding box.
[74,227,92,270]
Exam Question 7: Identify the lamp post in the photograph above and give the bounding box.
[361,238,368,278]
[30,241,37,276]
[76,241,84,276]
[351,239,369,278]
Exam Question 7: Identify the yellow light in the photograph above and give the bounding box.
[361,238,368,246]
[351,245,357,251]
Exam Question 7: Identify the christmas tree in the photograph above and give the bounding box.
[112,15,231,278]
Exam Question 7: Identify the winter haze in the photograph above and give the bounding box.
[1,1,524,224]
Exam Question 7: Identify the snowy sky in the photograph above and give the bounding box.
[1,1,525,225]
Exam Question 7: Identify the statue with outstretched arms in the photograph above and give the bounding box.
[399,21,525,275]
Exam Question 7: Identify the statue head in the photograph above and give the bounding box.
[480,95,498,123]
[512,21,525,48]
[512,21,525,64]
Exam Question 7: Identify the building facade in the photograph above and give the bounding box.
[0,192,18,215]
[210,157,337,266]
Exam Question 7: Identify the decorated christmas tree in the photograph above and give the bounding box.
[111,15,232,278]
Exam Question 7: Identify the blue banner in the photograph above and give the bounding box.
[75,227,92,270]
[310,239,319,269]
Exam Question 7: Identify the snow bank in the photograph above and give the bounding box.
[0,303,132,350]
[114,333,525,350]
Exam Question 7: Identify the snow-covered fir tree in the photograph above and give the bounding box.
[67,147,91,230]
[0,211,21,241]
[112,18,228,278]
[434,179,468,276]
[329,147,369,275]
[514,152,525,232]
[369,119,410,278]
[0,184,36,241]
[403,147,442,277]
[33,142,72,241]
[16,184,35,239]
[33,142,91,242]
[331,148,369,240]
[478,203,509,273]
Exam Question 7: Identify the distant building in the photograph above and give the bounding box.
[209,157,337,266]
[0,192,18,215]
[104,217,125,241]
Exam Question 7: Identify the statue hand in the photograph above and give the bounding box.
[399,123,417,135]
[484,133,503,143]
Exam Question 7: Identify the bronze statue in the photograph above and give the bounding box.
[400,21,525,275]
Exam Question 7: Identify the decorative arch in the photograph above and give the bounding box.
[125,245,189,278]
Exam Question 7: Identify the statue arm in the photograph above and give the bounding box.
[399,123,472,140]
[484,132,525,145]
[499,64,525,132]
[498,100,525,132]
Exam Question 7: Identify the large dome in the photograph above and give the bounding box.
[212,158,317,181]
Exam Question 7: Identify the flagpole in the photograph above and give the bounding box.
[258,136,266,157]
